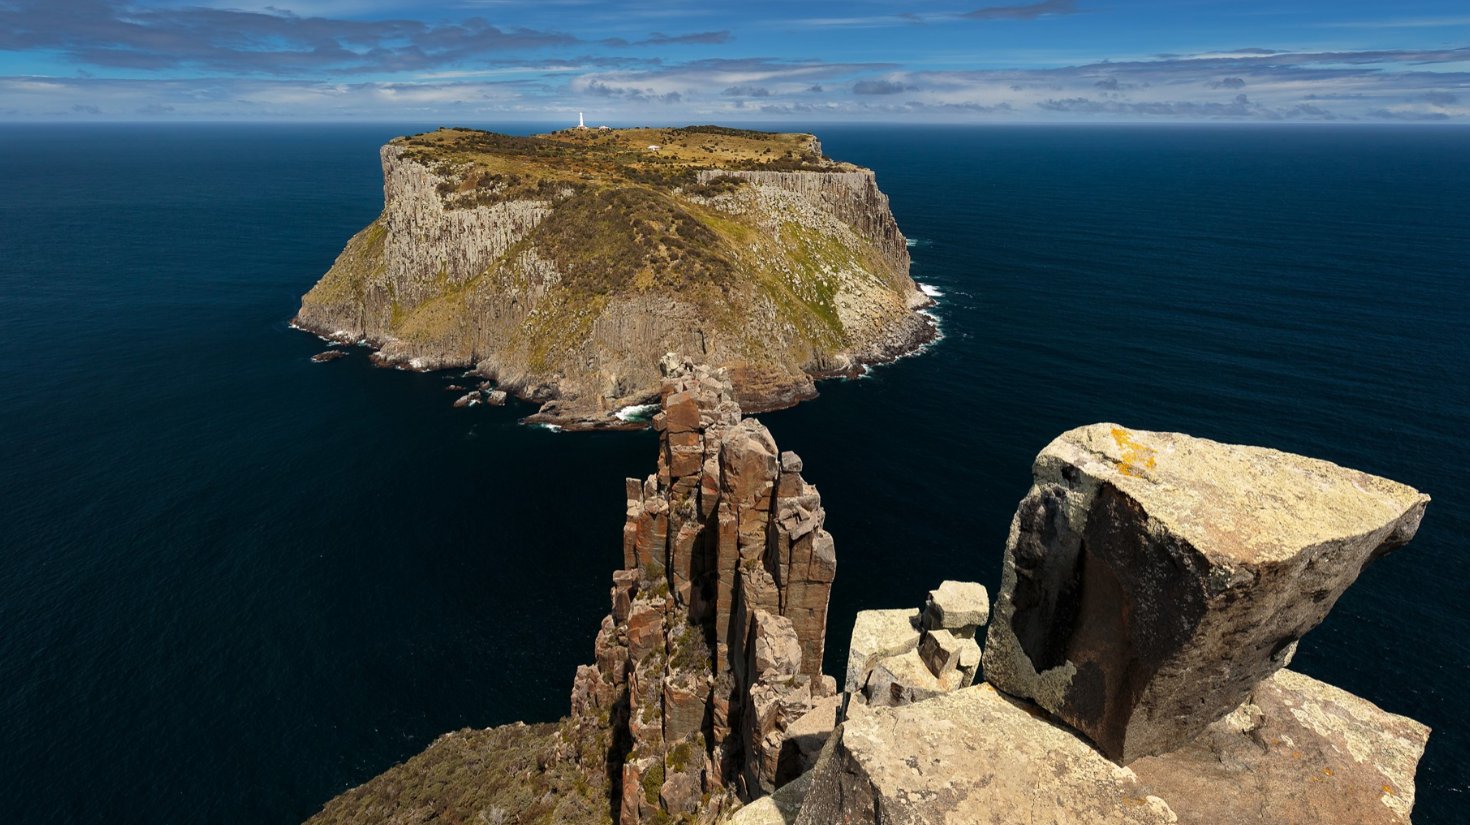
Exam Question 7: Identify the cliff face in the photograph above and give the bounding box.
[305,374,1433,825]
[293,127,933,428]
[568,355,840,822]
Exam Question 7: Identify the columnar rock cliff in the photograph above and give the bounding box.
[306,377,1432,825]
[569,355,840,822]
[293,126,934,428]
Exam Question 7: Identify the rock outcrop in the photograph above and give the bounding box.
[293,126,934,429]
[844,582,989,710]
[982,423,1430,762]
[568,356,839,822]
[304,410,1432,825]
[792,671,1428,825]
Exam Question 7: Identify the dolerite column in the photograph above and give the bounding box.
[983,423,1428,763]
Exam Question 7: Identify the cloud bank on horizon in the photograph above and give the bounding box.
[0,0,1467,122]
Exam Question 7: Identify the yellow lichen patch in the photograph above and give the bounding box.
[1382,784,1396,796]
[1110,426,1158,478]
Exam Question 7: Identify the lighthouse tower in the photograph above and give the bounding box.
[578,112,586,129]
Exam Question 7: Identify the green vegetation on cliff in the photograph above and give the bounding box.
[294,124,927,426]
[307,721,612,825]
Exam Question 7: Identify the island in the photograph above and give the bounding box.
[293,126,934,429]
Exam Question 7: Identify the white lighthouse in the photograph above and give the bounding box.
[577,112,586,129]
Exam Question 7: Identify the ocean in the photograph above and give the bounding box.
[0,122,1465,822]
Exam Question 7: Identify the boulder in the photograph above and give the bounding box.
[843,609,920,695]
[917,627,979,686]
[795,673,1427,825]
[1129,669,1430,825]
[310,349,348,363]
[920,580,989,638]
[484,389,508,405]
[451,391,479,408]
[728,769,814,825]
[777,695,840,784]
[861,649,962,708]
[984,423,1429,762]
[795,684,1177,825]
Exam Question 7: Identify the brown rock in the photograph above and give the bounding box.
[861,650,962,708]
[984,423,1430,762]
[778,695,840,784]
[843,609,921,695]
[794,684,1177,825]
[659,767,703,817]
[919,580,989,639]
[627,601,664,662]
[793,672,1428,825]
[663,390,702,434]
[917,628,978,682]
[1130,669,1430,825]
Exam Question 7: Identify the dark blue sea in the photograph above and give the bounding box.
[1,123,1466,823]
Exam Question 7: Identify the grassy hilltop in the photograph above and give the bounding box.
[295,125,929,427]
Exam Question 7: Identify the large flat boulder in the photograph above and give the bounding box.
[1131,669,1430,825]
[843,609,920,694]
[792,672,1428,825]
[793,683,1178,825]
[983,423,1428,762]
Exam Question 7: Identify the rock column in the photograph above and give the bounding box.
[571,356,839,823]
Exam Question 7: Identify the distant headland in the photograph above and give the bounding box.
[292,125,935,429]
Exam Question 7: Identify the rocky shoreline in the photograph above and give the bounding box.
[292,126,936,431]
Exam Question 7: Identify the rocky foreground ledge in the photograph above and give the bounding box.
[293,126,935,430]
[308,360,1431,825]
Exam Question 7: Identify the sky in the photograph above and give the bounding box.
[0,0,1467,122]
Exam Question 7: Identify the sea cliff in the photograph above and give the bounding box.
[293,127,934,429]
[307,361,1432,825]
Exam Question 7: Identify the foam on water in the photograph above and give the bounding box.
[614,403,659,423]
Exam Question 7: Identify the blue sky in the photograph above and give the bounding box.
[1,0,1467,122]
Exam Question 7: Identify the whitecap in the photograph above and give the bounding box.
[615,403,660,422]
[919,283,944,299]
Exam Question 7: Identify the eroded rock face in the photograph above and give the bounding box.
[294,128,935,428]
[1130,669,1430,825]
[570,357,838,823]
[793,672,1428,825]
[983,423,1430,763]
[795,684,1179,825]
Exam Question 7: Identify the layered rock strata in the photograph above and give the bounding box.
[568,356,839,823]
[983,423,1430,762]
[293,127,935,429]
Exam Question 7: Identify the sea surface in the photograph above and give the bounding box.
[1,122,1466,823]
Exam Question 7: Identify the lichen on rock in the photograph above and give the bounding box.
[982,423,1430,763]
